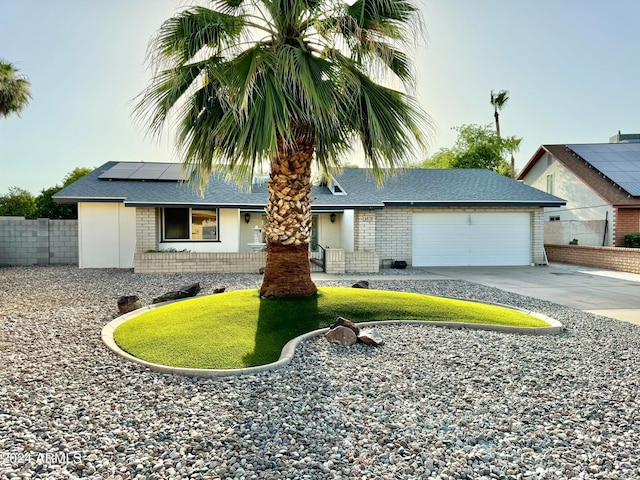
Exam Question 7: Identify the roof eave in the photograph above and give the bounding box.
[53,196,125,204]
[384,200,567,207]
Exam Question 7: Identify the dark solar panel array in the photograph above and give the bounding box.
[568,143,640,196]
[98,162,189,181]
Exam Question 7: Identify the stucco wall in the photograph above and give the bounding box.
[78,203,136,268]
[521,153,614,245]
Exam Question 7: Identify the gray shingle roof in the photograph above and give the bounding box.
[54,162,565,209]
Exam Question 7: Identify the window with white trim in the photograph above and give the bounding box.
[162,208,218,241]
[546,174,555,195]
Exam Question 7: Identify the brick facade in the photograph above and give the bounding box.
[0,217,78,266]
[545,244,640,274]
[345,250,379,273]
[614,208,640,246]
[134,252,266,273]
[353,210,376,251]
[135,208,159,253]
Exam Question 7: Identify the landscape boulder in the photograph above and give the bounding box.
[351,280,369,289]
[117,295,142,314]
[357,329,384,346]
[325,326,358,346]
[330,316,360,335]
[152,283,201,304]
[213,287,226,294]
[326,316,384,347]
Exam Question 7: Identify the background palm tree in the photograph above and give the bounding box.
[136,0,428,297]
[0,59,31,118]
[490,89,514,176]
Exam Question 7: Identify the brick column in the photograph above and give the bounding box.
[136,208,158,253]
[531,209,545,264]
[354,211,376,252]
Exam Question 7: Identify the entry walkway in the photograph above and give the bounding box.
[313,263,640,325]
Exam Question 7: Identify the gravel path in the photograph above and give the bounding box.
[1,265,640,479]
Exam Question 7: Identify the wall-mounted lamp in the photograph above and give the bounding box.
[330,213,336,223]
[244,213,251,224]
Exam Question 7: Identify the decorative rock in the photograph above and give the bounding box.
[213,287,226,294]
[325,326,357,345]
[330,316,360,335]
[358,329,384,346]
[152,283,201,304]
[351,280,369,289]
[259,267,266,274]
[117,295,142,314]
[8,265,640,480]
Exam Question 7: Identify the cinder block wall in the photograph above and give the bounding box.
[545,244,640,274]
[0,217,78,266]
[49,220,78,264]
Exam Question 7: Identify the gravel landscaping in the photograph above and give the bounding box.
[1,265,640,479]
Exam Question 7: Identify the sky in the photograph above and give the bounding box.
[2,0,640,195]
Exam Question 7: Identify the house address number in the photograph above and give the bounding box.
[361,215,375,222]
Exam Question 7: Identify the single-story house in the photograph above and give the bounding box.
[518,140,640,247]
[54,161,565,273]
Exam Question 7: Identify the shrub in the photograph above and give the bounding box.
[624,233,640,248]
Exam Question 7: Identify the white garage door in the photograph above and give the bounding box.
[412,212,531,266]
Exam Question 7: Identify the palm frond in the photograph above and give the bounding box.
[151,6,245,65]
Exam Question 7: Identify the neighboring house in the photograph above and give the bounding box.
[53,162,564,273]
[518,141,640,247]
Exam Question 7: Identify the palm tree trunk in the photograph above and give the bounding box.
[259,134,318,297]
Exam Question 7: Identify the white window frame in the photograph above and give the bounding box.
[162,208,219,242]
[546,174,555,195]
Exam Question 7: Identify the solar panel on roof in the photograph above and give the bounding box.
[98,162,145,179]
[129,164,170,180]
[158,164,191,180]
[568,144,640,196]
[98,162,188,181]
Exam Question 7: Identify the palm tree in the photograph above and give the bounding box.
[490,89,509,137]
[136,0,428,297]
[0,59,31,118]
[490,89,514,177]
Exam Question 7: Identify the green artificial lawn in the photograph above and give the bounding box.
[113,287,549,370]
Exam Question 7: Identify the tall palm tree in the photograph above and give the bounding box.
[136,0,428,297]
[490,89,514,177]
[490,89,509,138]
[0,59,31,118]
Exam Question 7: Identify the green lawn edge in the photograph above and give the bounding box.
[113,287,549,370]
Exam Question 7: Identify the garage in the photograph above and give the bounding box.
[412,212,531,266]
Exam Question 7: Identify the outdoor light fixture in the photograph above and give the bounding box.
[330,213,336,223]
[244,213,251,224]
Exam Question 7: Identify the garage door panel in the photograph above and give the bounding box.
[412,212,530,266]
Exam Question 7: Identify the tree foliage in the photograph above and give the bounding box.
[0,187,37,218]
[0,59,31,118]
[0,167,92,219]
[420,124,521,176]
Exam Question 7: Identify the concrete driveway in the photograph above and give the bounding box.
[423,263,640,325]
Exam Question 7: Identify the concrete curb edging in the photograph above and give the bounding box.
[101,298,564,379]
